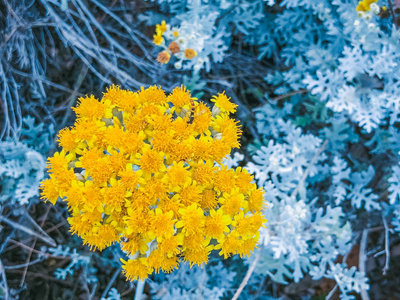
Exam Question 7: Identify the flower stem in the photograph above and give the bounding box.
[134,279,145,300]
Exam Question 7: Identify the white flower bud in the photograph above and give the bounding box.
[370,3,379,14]
[174,61,182,69]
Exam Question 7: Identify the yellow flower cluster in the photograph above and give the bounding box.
[40,85,266,281]
[153,20,197,65]
[356,0,378,12]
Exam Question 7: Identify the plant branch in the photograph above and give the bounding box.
[231,245,264,300]
[359,229,370,300]
[0,216,56,247]
[382,214,390,276]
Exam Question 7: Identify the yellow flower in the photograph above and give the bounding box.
[40,85,266,281]
[152,131,175,152]
[179,184,202,206]
[233,211,266,239]
[205,209,231,240]
[192,160,215,187]
[121,258,152,282]
[184,48,197,60]
[137,85,167,106]
[164,161,192,191]
[235,167,254,194]
[121,234,150,255]
[356,0,378,12]
[183,232,207,251]
[119,164,141,191]
[137,145,165,176]
[40,177,60,205]
[176,204,205,236]
[147,249,179,273]
[150,208,176,242]
[211,92,238,114]
[214,234,243,259]
[182,245,213,267]
[238,234,259,258]
[73,95,107,120]
[57,127,79,153]
[88,157,113,185]
[124,208,153,235]
[93,224,119,250]
[158,233,183,257]
[356,2,367,11]
[213,115,242,149]
[103,84,139,113]
[248,188,265,213]
[210,139,231,162]
[153,34,163,45]
[46,150,72,174]
[101,178,127,213]
[191,136,214,161]
[220,189,245,217]
[64,180,85,209]
[143,177,168,204]
[192,102,212,134]
[214,166,236,194]
[199,189,217,209]
[168,86,193,113]
[156,20,167,36]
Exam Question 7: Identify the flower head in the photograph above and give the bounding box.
[211,92,238,114]
[40,85,265,281]
[153,34,163,45]
[184,48,197,60]
[156,20,167,36]
[157,51,171,64]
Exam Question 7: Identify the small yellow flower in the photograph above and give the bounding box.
[57,128,79,153]
[72,95,107,120]
[356,2,367,11]
[158,233,183,257]
[137,146,165,175]
[153,34,163,45]
[191,160,215,187]
[40,178,60,205]
[121,258,152,282]
[182,245,213,267]
[156,20,167,36]
[164,161,192,191]
[205,209,231,240]
[214,166,237,194]
[176,204,205,236]
[235,167,254,194]
[248,188,265,213]
[184,48,198,60]
[200,189,217,209]
[151,208,176,242]
[211,91,238,114]
[121,234,150,255]
[220,189,245,217]
[214,234,243,259]
[356,0,378,12]
[168,85,193,113]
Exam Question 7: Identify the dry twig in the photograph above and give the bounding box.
[231,245,264,300]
